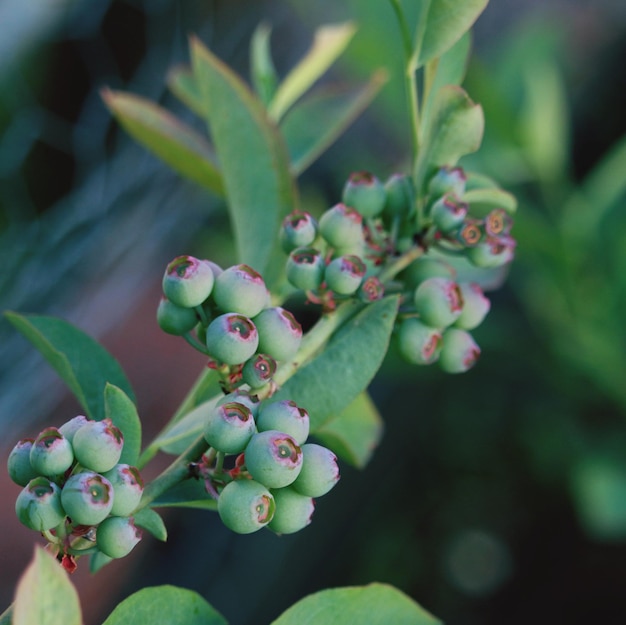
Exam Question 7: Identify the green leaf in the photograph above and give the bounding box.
[5,312,135,422]
[134,507,168,542]
[13,547,81,625]
[167,65,206,118]
[268,21,357,121]
[191,38,296,276]
[273,296,399,430]
[102,586,227,625]
[102,89,224,195]
[313,391,384,468]
[151,480,217,511]
[417,0,489,66]
[281,70,388,175]
[271,582,442,625]
[462,187,518,216]
[104,383,142,466]
[251,22,279,107]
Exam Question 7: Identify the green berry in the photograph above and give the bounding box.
[291,443,340,498]
[96,516,142,559]
[218,479,275,534]
[29,427,74,477]
[212,264,269,318]
[401,257,456,291]
[244,431,303,489]
[204,402,256,454]
[268,487,315,534]
[7,439,39,486]
[15,477,65,531]
[428,166,466,198]
[397,318,443,365]
[242,353,277,389]
[280,211,318,253]
[61,472,114,526]
[286,247,325,291]
[453,283,491,330]
[456,219,484,247]
[466,235,515,268]
[414,277,464,328]
[484,208,513,237]
[162,255,215,308]
[157,297,199,335]
[256,400,310,445]
[217,391,261,418]
[439,328,481,373]
[430,195,468,233]
[318,203,364,249]
[72,419,124,473]
[253,307,303,361]
[205,313,259,365]
[101,464,144,516]
[382,173,414,221]
[58,415,91,444]
[342,171,386,218]
[325,255,366,296]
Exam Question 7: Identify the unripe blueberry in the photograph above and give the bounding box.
[484,208,513,237]
[157,297,199,335]
[218,479,275,534]
[162,255,215,308]
[244,431,303,489]
[29,428,74,477]
[15,477,65,531]
[280,211,318,253]
[286,247,325,291]
[325,255,366,296]
[268,487,315,534]
[7,439,39,486]
[256,400,310,445]
[217,391,261,418]
[466,235,515,268]
[318,203,364,249]
[212,264,269,318]
[414,277,464,328]
[72,419,124,473]
[291,443,340,498]
[401,257,456,291]
[58,415,91,444]
[382,173,414,220]
[242,353,277,389]
[456,219,484,247]
[96,516,142,559]
[204,402,256,454]
[428,166,466,198]
[439,328,481,373]
[205,313,259,365]
[430,195,468,233]
[61,472,114,526]
[453,283,491,330]
[397,318,443,365]
[101,464,144,516]
[358,276,385,302]
[253,307,303,361]
[342,171,386,218]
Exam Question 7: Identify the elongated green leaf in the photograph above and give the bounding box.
[167,65,205,118]
[313,391,383,468]
[151,479,217,511]
[102,89,224,195]
[251,22,279,107]
[134,507,168,542]
[104,383,142,466]
[418,0,488,66]
[273,296,399,430]
[271,582,442,625]
[269,22,357,121]
[281,70,388,175]
[13,547,81,625]
[5,312,135,421]
[191,38,296,276]
[462,187,518,216]
[102,586,227,625]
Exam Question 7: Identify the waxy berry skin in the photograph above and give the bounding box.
[253,307,303,362]
[413,277,464,329]
[318,203,364,249]
[97,516,142,559]
[205,313,259,365]
[397,318,443,365]
[162,255,215,308]
[428,166,467,199]
[72,419,124,474]
[439,328,481,373]
[268,487,315,535]
[453,283,491,330]
[203,402,256,454]
[382,173,414,221]
[286,247,325,291]
[280,211,318,253]
[291,443,340,498]
[212,264,269,318]
[242,353,277,389]
[256,400,310,446]
[157,297,199,335]
[15,477,65,531]
[7,439,39,487]
[430,195,468,233]
[58,415,91,444]
[244,431,303,489]
[218,479,275,534]
[29,428,74,478]
[342,171,387,219]
[324,255,366,296]
[61,472,114,526]
[102,464,144,516]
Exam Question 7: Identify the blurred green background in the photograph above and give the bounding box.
[2,1,626,624]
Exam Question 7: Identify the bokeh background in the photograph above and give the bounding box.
[2,1,626,624]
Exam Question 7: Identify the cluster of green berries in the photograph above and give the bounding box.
[8,416,143,568]
[200,392,339,535]
[158,256,303,390]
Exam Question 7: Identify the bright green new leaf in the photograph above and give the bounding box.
[417,0,488,66]
[462,187,518,216]
[269,21,357,121]
[104,383,142,466]
[313,391,384,468]
[134,507,168,542]
[271,582,442,625]
[191,38,296,276]
[251,22,279,107]
[13,547,81,625]
[167,65,206,118]
[151,480,217,511]
[281,70,388,175]
[5,312,135,422]
[102,586,227,625]
[102,89,224,195]
[272,296,399,431]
